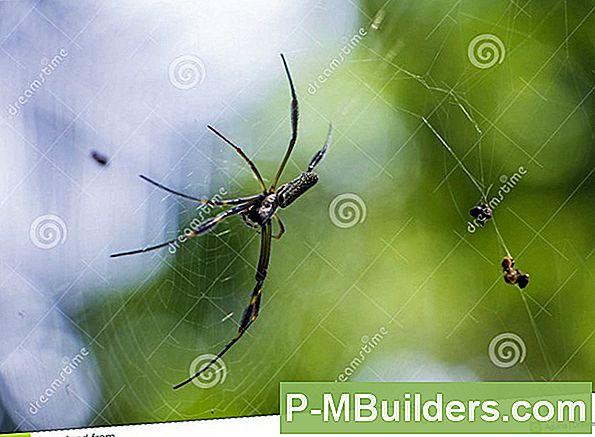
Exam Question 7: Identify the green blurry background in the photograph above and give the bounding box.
[84,0,594,424]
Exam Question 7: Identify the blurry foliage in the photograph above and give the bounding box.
[81,0,594,425]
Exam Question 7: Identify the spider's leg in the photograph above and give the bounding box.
[237,224,271,329]
[271,53,299,190]
[307,123,333,172]
[272,215,285,240]
[207,125,267,191]
[139,174,261,206]
[139,174,204,202]
[173,223,273,390]
[110,203,251,258]
[109,238,179,258]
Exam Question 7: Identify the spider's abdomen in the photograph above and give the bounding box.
[277,171,319,208]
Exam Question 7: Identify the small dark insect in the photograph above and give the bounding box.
[91,150,109,166]
[501,256,529,289]
[469,203,492,226]
[516,273,530,289]
[110,54,332,390]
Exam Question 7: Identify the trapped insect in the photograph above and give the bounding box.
[501,256,530,289]
[469,202,492,227]
[110,54,332,390]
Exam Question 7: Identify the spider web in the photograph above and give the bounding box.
[86,0,595,425]
[72,0,366,426]
[340,0,595,387]
[3,0,594,433]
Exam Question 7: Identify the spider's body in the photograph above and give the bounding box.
[110,53,332,390]
[240,170,320,229]
[242,193,277,227]
[277,171,319,208]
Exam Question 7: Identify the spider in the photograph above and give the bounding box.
[110,53,332,390]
